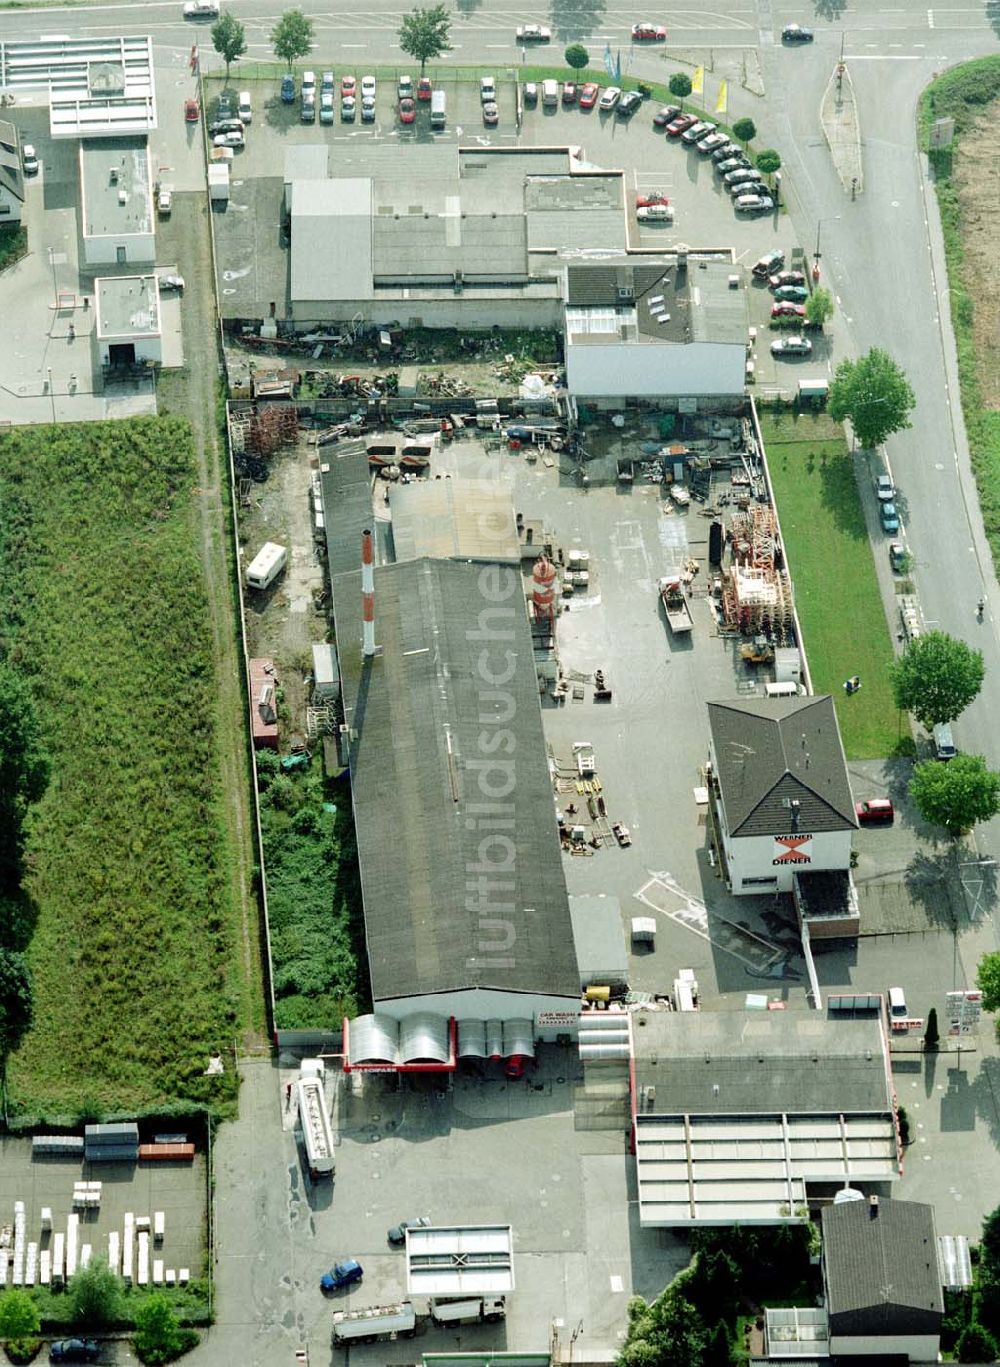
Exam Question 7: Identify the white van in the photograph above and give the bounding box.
[245,541,287,590]
[238,90,252,124]
[887,986,907,1021]
[430,89,446,127]
[932,722,957,761]
[542,79,559,106]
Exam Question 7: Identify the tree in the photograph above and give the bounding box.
[271,9,314,69]
[398,5,451,73]
[924,1006,940,1050]
[827,346,916,449]
[0,949,32,1056]
[957,1322,998,1363]
[909,754,1000,837]
[889,631,985,728]
[668,72,692,99]
[756,148,781,174]
[211,13,247,82]
[70,1258,125,1328]
[564,43,589,69]
[620,1290,707,1367]
[703,1320,733,1367]
[977,957,1000,1015]
[804,286,835,328]
[732,116,756,145]
[134,1293,199,1365]
[0,1288,40,1344]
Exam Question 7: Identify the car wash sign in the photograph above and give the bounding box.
[946,989,982,1036]
[773,833,813,866]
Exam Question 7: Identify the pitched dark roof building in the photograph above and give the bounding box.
[0,119,25,215]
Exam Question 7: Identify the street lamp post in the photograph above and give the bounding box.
[46,367,55,422]
[813,215,840,283]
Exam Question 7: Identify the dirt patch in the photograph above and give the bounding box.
[952,115,1000,408]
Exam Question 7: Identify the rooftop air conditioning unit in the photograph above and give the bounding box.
[453,270,464,292]
[118,189,127,205]
[617,285,635,301]
[109,167,119,183]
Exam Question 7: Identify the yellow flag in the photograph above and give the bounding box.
[715,79,728,114]
[691,65,704,95]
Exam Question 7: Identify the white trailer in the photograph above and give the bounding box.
[332,1301,416,1343]
[297,1073,335,1176]
[245,541,287,591]
[430,1296,506,1325]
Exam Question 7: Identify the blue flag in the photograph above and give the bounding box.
[604,42,614,78]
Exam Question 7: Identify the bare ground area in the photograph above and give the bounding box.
[952,116,1000,408]
[156,193,266,1049]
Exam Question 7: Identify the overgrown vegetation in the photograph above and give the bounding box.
[759,411,902,758]
[0,418,244,1117]
[134,1292,200,1364]
[0,224,27,273]
[619,1226,815,1367]
[257,754,367,1029]
[29,1278,210,1330]
[920,58,1000,569]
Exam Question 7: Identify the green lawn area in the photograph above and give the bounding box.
[0,418,244,1119]
[760,410,903,759]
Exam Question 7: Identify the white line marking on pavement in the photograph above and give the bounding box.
[927,9,935,27]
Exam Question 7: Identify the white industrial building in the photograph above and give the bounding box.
[405,1225,514,1298]
[706,694,857,899]
[563,258,748,403]
[94,274,162,368]
[80,137,154,267]
[0,36,157,138]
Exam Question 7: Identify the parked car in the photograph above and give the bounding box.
[321,1259,364,1293]
[724,166,762,187]
[715,155,750,175]
[480,76,496,103]
[280,75,295,104]
[341,95,356,121]
[734,193,773,213]
[362,96,376,121]
[523,81,538,105]
[320,90,334,123]
[398,75,413,99]
[216,91,236,118]
[697,132,728,154]
[387,1217,431,1247]
[782,22,814,41]
[774,285,809,303]
[711,140,741,161]
[361,75,376,98]
[417,76,432,99]
[599,86,622,110]
[159,274,185,292]
[637,204,674,223]
[299,93,315,124]
[237,90,252,124]
[182,0,219,16]
[562,81,577,104]
[879,501,900,533]
[340,74,355,96]
[771,302,805,319]
[635,191,670,207]
[184,97,201,122]
[483,101,499,125]
[301,71,316,94]
[516,23,551,40]
[769,270,806,289]
[399,96,416,123]
[321,70,334,93]
[209,117,244,135]
[856,798,894,824]
[889,541,907,572]
[875,472,895,501]
[770,335,812,356]
[753,249,785,279]
[156,183,172,214]
[213,129,245,147]
[681,119,715,144]
[631,21,667,39]
[616,91,643,117]
[652,104,681,127]
[579,83,600,108]
[21,144,39,175]
[50,1341,100,1363]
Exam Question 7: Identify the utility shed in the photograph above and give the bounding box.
[822,1197,943,1361]
[247,657,279,750]
[569,895,627,989]
[332,557,579,1022]
[389,478,521,565]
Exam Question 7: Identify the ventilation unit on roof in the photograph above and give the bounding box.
[453,271,464,293]
[617,285,634,301]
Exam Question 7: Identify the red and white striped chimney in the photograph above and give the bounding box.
[361,528,375,657]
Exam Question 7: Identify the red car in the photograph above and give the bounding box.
[579,82,600,108]
[417,76,432,100]
[666,112,698,136]
[856,798,894,824]
[184,97,200,121]
[399,97,416,124]
[771,302,805,319]
[562,81,577,104]
[341,74,356,96]
[636,191,670,207]
[631,21,667,39]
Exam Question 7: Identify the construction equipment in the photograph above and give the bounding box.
[740,634,774,666]
[658,575,694,635]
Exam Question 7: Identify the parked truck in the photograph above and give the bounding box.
[429,1296,506,1326]
[297,1060,335,1177]
[658,575,693,634]
[332,1301,417,1344]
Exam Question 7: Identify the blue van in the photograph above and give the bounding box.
[321,1259,363,1293]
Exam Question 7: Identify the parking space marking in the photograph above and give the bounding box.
[635,871,787,971]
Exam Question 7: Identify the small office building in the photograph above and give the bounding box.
[80,137,154,267]
[94,274,161,367]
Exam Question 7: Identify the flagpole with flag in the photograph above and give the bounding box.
[604,41,614,79]
[715,79,727,115]
[615,49,621,84]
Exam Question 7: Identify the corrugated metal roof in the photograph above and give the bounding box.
[332,558,578,1003]
[372,211,527,278]
[319,447,372,580]
[389,479,520,564]
[708,695,857,836]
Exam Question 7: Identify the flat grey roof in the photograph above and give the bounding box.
[333,558,578,1003]
[318,447,373,580]
[389,479,521,564]
[565,260,748,348]
[81,137,151,239]
[95,274,159,338]
[568,895,627,986]
[372,210,527,279]
[633,1011,892,1114]
[707,694,857,837]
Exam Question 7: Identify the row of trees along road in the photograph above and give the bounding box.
[212,6,455,80]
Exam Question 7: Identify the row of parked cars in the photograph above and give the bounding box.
[523,79,643,117]
[656,109,775,215]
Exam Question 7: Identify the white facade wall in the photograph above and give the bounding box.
[83,227,155,267]
[829,1333,939,1361]
[565,339,746,399]
[374,987,580,1039]
[721,827,853,894]
[96,331,162,367]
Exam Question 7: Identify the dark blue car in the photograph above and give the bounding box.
[281,74,296,103]
[50,1342,99,1364]
[320,1259,363,1293]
